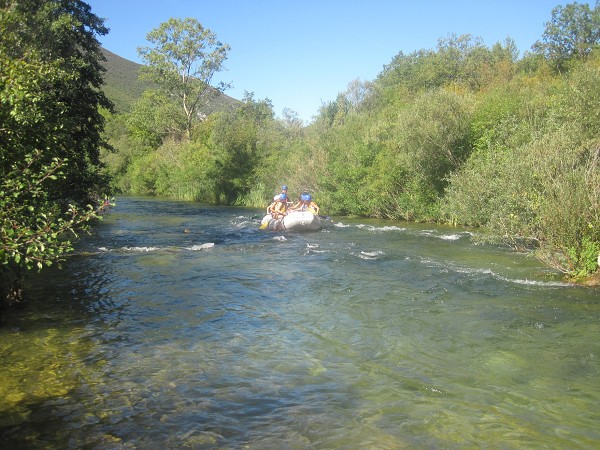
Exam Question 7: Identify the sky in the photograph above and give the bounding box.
[87,0,567,123]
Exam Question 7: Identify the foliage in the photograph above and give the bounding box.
[207,93,274,203]
[567,237,600,278]
[0,0,114,305]
[114,93,280,204]
[443,61,600,276]
[1,152,112,270]
[126,90,186,148]
[0,0,113,203]
[0,152,112,306]
[100,47,240,117]
[526,136,599,276]
[533,1,600,72]
[137,17,230,141]
[103,4,600,278]
[344,88,473,221]
[311,112,376,216]
[377,34,518,94]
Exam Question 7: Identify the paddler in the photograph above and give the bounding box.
[267,194,288,220]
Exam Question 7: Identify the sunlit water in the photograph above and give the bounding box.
[1,197,599,449]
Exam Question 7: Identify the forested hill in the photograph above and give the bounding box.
[100,48,146,112]
[100,47,240,113]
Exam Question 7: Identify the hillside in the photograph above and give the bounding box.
[100,47,240,114]
[100,48,147,112]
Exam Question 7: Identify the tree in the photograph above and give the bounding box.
[1,0,113,202]
[209,93,275,203]
[376,34,512,93]
[138,18,230,141]
[126,90,185,148]
[0,0,113,306]
[1,152,111,306]
[533,1,600,72]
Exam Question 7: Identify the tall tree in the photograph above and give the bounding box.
[533,1,600,72]
[0,0,112,306]
[138,18,230,141]
[1,0,113,202]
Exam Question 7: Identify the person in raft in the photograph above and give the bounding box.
[280,185,291,205]
[267,194,288,220]
[290,192,320,215]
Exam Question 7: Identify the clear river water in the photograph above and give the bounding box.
[1,196,599,449]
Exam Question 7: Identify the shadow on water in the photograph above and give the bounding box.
[1,197,599,448]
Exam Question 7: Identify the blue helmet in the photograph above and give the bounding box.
[300,193,311,201]
[279,193,287,200]
[281,185,288,190]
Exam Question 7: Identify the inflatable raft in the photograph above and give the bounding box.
[260,210,323,232]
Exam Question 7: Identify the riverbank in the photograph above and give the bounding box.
[577,271,600,286]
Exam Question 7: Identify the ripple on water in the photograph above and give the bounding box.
[2,197,599,448]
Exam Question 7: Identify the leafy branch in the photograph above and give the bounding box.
[1,150,113,271]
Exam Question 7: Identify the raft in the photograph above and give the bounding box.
[260,210,323,232]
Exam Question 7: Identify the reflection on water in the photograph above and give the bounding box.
[1,197,599,448]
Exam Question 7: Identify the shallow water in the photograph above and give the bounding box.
[1,196,599,448]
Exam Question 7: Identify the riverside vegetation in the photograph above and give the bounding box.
[1,1,599,309]
[102,3,599,281]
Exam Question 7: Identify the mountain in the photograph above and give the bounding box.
[100,48,147,113]
[100,47,240,114]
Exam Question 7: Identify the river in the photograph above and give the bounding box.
[1,196,599,448]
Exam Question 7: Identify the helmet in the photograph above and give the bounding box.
[279,193,287,200]
[281,185,288,190]
[273,195,279,201]
[305,193,312,201]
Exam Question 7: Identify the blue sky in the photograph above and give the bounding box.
[87,0,566,123]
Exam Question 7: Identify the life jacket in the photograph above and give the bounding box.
[271,201,287,217]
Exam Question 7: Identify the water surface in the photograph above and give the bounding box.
[1,197,599,448]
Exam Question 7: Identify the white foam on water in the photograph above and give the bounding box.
[422,258,572,287]
[438,233,462,241]
[495,275,572,287]
[357,250,385,260]
[186,243,215,251]
[120,246,160,252]
[379,226,406,232]
[304,243,330,254]
[419,230,472,241]
[333,222,350,228]
[357,224,406,232]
